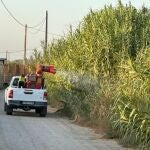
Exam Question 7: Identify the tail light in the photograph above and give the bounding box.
[43,92,48,100]
[8,90,13,98]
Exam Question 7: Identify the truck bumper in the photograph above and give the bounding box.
[8,100,47,109]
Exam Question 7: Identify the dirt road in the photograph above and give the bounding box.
[0,90,129,150]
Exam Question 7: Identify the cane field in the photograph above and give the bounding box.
[27,1,150,149]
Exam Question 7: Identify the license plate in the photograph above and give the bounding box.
[22,102,34,105]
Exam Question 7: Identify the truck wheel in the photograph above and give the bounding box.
[6,105,13,115]
[35,108,41,114]
[40,107,47,117]
[4,102,7,112]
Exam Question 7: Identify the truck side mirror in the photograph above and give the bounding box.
[3,83,9,88]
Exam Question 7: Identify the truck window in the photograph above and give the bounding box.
[12,78,19,87]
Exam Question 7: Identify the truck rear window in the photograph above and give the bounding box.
[12,78,19,87]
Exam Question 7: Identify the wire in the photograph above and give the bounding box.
[29,28,65,37]
[0,51,6,54]
[28,17,46,29]
[0,0,45,28]
[0,49,35,54]
[8,50,24,53]
[28,18,46,34]
[0,0,25,27]
[0,0,64,37]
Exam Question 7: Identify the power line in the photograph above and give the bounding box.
[0,51,6,54]
[0,0,45,28]
[28,17,46,29]
[1,0,65,37]
[0,0,24,27]
[1,0,64,37]
[0,49,36,54]
[28,18,46,35]
[30,28,65,37]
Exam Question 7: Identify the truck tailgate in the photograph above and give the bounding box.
[13,89,44,102]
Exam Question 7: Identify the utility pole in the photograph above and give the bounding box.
[24,24,27,74]
[45,10,48,50]
[24,24,27,63]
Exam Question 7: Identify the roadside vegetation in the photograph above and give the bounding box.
[27,1,150,149]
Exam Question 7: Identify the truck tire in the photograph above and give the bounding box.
[40,107,47,117]
[35,108,41,114]
[6,104,13,115]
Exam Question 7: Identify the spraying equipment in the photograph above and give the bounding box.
[25,64,56,89]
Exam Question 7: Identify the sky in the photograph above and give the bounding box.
[0,0,150,60]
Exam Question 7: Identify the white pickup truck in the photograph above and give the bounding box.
[4,76,48,117]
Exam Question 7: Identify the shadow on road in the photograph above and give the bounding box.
[11,108,64,118]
